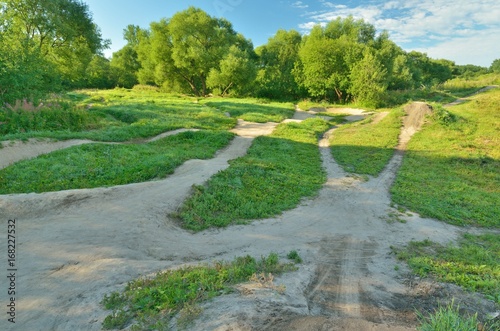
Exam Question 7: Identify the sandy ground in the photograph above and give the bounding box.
[0,104,498,331]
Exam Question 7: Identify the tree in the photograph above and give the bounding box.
[490,59,500,73]
[86,55,114,89]
[407,51,453,87]
[256,29,305,99]
[109,25,148,88]
[0,0,107,102]
[207,45,256,96]
[168,7,252,96]
[349,49,388,107]
[295,20,367,102]
[136,7,254,96]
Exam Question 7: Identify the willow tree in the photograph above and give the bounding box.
[256,29,305,99]
[137,7,254,96]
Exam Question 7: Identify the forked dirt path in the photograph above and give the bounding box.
[0,105,496,330]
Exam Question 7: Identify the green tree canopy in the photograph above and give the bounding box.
[207,45,257,96]
[256,29,305,99]
[135,7,254,96]
[490,59,500,73]
[0,0,107,103]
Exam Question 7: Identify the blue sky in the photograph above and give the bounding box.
[85,0,500,67]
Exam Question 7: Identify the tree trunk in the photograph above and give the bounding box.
[334,87,343,102]
[200,74,207,97]
[222,82,233,97]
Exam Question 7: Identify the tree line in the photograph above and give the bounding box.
[1,3,499,106]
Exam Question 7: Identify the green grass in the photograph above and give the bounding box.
[101,253,299,330]
[0,99,101,135]
[441,73,500,92]
[203,97,295,123]
[0,130,234,194]
[0,89,237,142]
[178,118,330,231]
[329,109,403,176]
[417,301,500,331]
[394,234,500,304]
[391,89,500,227]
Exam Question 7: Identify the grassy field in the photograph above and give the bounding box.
[0,130,234,194]
[391,89,500,227]
[178,118,330,231]
[0,88,237,142]
[101,253,300,330]
[394,233,500,304]
[329,109,403,176]
[203,98,295,123]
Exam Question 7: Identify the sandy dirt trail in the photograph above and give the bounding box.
[0,106,495,331]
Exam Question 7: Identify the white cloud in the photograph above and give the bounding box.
[298,0,500,65]
[413,29,500,67]
[292,1,309,9]
[299,22,326,33]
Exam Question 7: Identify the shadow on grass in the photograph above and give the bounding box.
[391,149,499,228]
[0,100,237,142]
[204,100,295,123]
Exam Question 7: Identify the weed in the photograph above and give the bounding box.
[395,234,500,303]
[0,130,234,194]
[417,301,479,331]
[0,99,100,135]
[1,88,238,142]
[203,98,295,123]
[287,250,303,264]
[101,253,297,330]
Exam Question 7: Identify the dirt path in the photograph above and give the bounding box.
[444,85,499,107]
[0,106,496,331]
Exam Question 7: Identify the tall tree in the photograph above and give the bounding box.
[295,19,368,102]
[0,0,107,102]
[490,59,500,73]
[207,45,257,96]
[110,25,147,88]
[256,29,305,99]
[349,49,388,107]
[137,7,254,96]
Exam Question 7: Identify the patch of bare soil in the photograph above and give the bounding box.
[0,108,497,331]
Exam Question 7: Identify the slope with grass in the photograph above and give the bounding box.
[0,88,237,142]
[178,118,330,231]
[101,253,299,330]
[0,130,234,194]
[204,98,295,123]
[391,89,500,227]
[329,108,403,176]
[394,234,500,305]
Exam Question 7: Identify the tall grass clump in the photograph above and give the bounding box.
[417,302,480,331]
[394,234,500,304]
[0,99,99,135]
